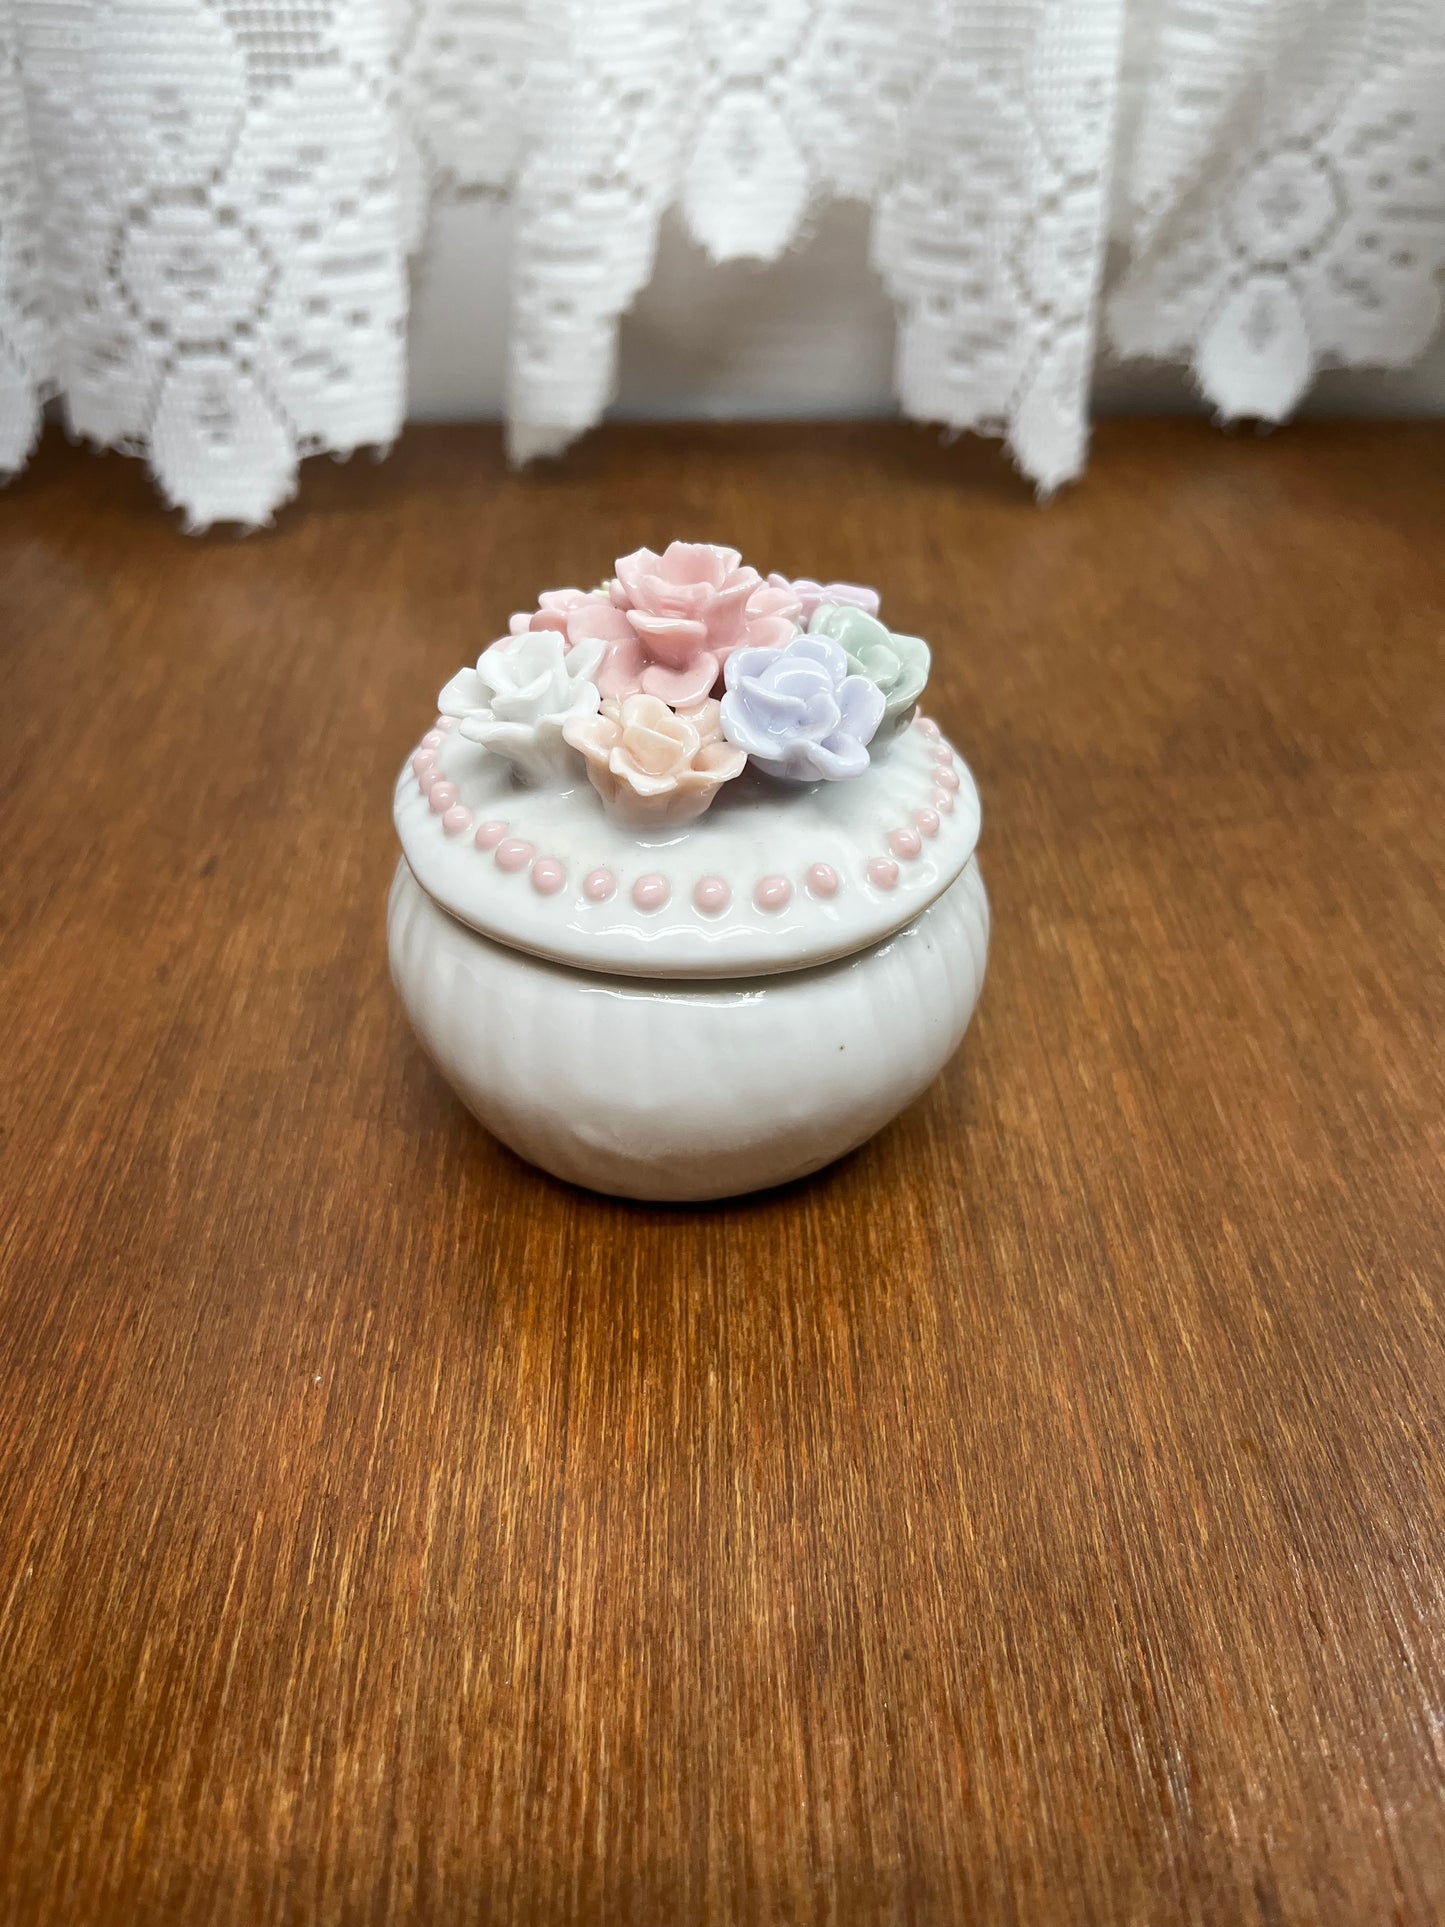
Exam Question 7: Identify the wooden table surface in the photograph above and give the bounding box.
[2,420,1442,1925]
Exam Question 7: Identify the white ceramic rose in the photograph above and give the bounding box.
[438,631,604,785]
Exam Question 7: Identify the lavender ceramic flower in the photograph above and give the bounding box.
[720,633,884,782]
[767,574,880,624]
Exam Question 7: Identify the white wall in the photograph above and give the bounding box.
[407,195,1445,429]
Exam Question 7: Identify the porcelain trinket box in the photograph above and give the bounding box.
[389,544,988,1200]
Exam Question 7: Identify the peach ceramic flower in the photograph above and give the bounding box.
[563,694,746,827]
[603,543,776,706]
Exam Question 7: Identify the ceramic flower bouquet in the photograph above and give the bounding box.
[437,542,931,830]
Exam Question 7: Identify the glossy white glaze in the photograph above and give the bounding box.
[394,712,981,980]
[387,855,990,1202]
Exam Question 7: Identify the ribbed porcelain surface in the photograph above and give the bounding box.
[388,856,990,1201]
[395,710,981,979]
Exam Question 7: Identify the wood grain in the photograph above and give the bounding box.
[1,420,1442,1925]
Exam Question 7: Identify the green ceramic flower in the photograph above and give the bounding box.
[807,604,931,731]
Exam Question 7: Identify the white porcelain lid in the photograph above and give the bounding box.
[394,710,980,979]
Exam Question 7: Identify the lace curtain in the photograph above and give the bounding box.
[1,0,1441,527]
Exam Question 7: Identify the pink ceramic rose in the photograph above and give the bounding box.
[510,588,632,645]
[603,542,799,707]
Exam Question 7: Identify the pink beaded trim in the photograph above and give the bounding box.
[407,710,962,914]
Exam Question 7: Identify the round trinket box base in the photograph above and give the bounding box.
[388,856,989,1202]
